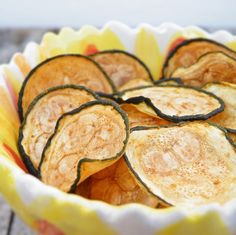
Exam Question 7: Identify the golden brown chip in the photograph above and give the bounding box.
[39,100,129,192]
[76,158,160,207]
[121,103,170,128]
[125,122,236,207]
[18,54,115,120]
[172,52,236,87]
[91,50,153,88]
[163,38,236,77]
[203,82,236,132]
[121,86,224,122]
[18,85,98,175]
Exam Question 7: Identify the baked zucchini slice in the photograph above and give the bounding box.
[172,52,236,87]
[163,38,236,77]
[154,77,183,86]
[39,100,129,193]
[121,104,170,128]
[203,82,236,132]
[120,85,224,122]
[119,78,153,91]
[76,158,160,207]
[18,54,116,120]
[18,85,99,175]
[91,50,154,88]
[125,122,236,207]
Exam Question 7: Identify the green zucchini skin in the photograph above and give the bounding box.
[124,121,236,206]
[91,49,154,83]
[18,135,38,177]
[18,54,117,122]
[154,77,183,85]
[18,85,100,176]
[38,99,130,193]
[227,128,236,134]
[162,38,236,78]
[119,85,225,123]
[95,92,118,102]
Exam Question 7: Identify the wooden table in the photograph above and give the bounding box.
[0,27,235,235]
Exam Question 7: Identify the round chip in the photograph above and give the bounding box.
[120,85,224,122]
[18,54,116,120]
[125,122,236,207]
[18,85,99,175]
[163,38,236,77]
[172,52,236,87]
[91,50,154,88]
[39,100,129,193]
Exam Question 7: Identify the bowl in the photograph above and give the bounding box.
[1,21,236,235]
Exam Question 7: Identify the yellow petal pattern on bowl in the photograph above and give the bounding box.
[158,212,229,235]
[134,28,162,79]
[41,27,125,58]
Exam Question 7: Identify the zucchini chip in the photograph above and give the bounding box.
[121,104,170,128]
[39,100,129,192]
[125,122,236,207]
[203,82,236,132]
[76,158,160,207]
[119,78,153,91]
[18,85,99,175]
[172,52,236,87]
[91,50,154,88]
[18,54,115,120]
[163,38,236,77]
[120,85,224,122]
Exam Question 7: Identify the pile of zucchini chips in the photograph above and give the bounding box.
[18,39,236,208]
